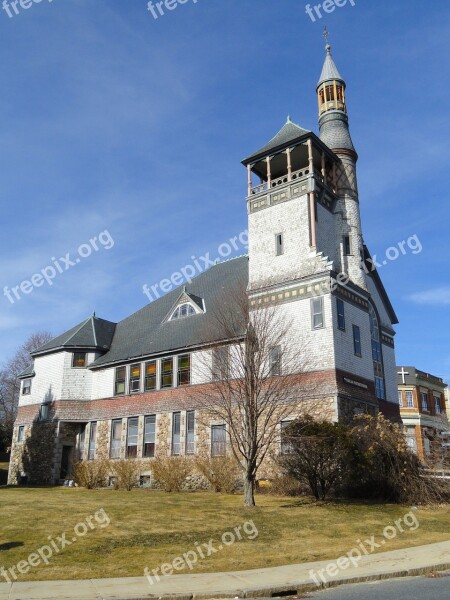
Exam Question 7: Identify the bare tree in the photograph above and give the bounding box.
[0,331,52,450]
[196,285,318,507]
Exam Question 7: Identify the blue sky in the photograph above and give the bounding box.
[0,0,449,381]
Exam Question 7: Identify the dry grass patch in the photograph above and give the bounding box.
[0,487,448,582]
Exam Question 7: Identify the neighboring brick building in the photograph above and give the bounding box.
[397,366,448,461]
[9,41,400,485]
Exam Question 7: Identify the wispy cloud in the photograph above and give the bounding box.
[409,287,450,306]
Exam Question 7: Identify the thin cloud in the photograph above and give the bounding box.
[409,287,450,306]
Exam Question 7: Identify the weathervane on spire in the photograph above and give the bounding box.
[323,26,331,51]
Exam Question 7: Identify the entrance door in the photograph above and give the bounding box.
[60,445,73,480]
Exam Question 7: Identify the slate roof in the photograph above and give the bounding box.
[18,363,35,380]
[242,119,311,165]
[318,45,344,86]
[91,256,249,368]
[32,316,116,357]
[319,114,356,152]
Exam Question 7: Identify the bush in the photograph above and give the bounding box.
[112,459,142,491]
[151,456,193,492]
[73,459,110,489]
[194,454,241,493]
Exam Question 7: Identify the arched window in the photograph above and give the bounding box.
[170,303,196,321]
[369,304,385,400]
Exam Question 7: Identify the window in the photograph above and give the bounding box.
[406,427,417,452]
[127,417,139,458]
[434,396,442,414]
[424,437,431,455]
[353,325,361,356]
[270,346,282,376]
[275,233,284,256]
[145,361,157,392]
[343,235,351,255]
[129,364,141,394]
[172,412,181,455]
[406,391,414,408]
[17,426,25,442]
[22,378,32,395]
[171,303,196,321]
[78,425,86,459]
[143,415,156,458]
[88,422,97,460]
[161,358,174,389]
[39,403,49,421]
[110,419,122,459]
[375,377,385,400]
[311,298,324,330]
[115,367,126,396]
[186,411,195,454]
[212,346,230,380]
[336,298,345,331]
[178,355,191,386]
[72,352,87,368]
[398,390,403,408]
[280,420,292,454]
[211,424,227,456]
[421,392,429,412]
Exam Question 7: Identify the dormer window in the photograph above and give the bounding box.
[170,303,196,321]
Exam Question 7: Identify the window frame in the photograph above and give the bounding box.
[88,422,97,460]
[110,419,122,459]
[186,410,195,455]
[421,392,429,412]
[275,233,284,257]
[336,298,345,331]
[129,363,141,394]
[115,367,127,396]
[144,360,157,392]
[38,403,49,422]
[22,378,32,396]
[270,346,282,376]
[211,424,227,457]
[353,324,362,357]
[405,390,414,408]
[398,390,404,408]
[280,420,293,454]
[72,352,87,368]
[143,414,156,458]
[170,303,196,321]
[172,412,181,456]
[17,425,25,442]
[177,354,191,387]
[161,358,174,389]
[343,235,351,256]
[311,297,324,330]
[434,396,442,414]
[126,417,139,458]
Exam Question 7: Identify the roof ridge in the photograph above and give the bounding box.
[91,316,98,347]
[64,316,92,346]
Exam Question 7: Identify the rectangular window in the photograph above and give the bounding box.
[115,367,126,396]
[434,396,442,414]
[88,422,97,460]
[311,298,324,330]
[78,425,86,459]
[406,390,414,408]
[211,424,227,457]
[212,346,230,380]
[127,417,139,458]
[161,358,174,389]
[110,419,122,459]
[186,411,195,454]
[336,298,345,331]
[371,340,382,362]
[143,415,156,458]
[17,426,25,442]
[145,361,157,392]
[22,378,32,395]
[353,325,361,356]
[270,346,282,376]
[398,390,403,408]
[343,235,351,255]
[275,233,284,256]
[72,352,87,368]
[421,392,429,412]
[375,377,385,400]
[424,437,431,455]
[129,364,141,394]
[172,412,181,455]
[178,355,191,386]
[280,420,292,454]
[39,403,49,421]
[406,427,417,452]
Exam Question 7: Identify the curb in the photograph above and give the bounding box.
[102,561,450,600]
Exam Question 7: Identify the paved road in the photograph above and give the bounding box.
[305,573,450,599]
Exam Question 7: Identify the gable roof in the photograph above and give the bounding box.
[242,119,312,165]
[91,257,249,369]
[32,316,116,357]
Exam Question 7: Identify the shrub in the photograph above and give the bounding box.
[112,459,142,491]
[73,458,110,489]
[267,474,305,497]
[194,454,241,493]
[151,456,193,492]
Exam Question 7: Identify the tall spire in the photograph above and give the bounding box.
[316,33,356,156]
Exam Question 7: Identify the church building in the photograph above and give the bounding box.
[8,41,400,485]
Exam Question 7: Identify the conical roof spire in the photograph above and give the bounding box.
[318,40,344,86]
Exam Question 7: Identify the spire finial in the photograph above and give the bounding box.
[286,114,291,123]
[323,26,331,52]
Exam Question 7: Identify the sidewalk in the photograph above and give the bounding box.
[0,541,449,600]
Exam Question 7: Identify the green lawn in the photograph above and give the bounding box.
[0,487,449,582]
